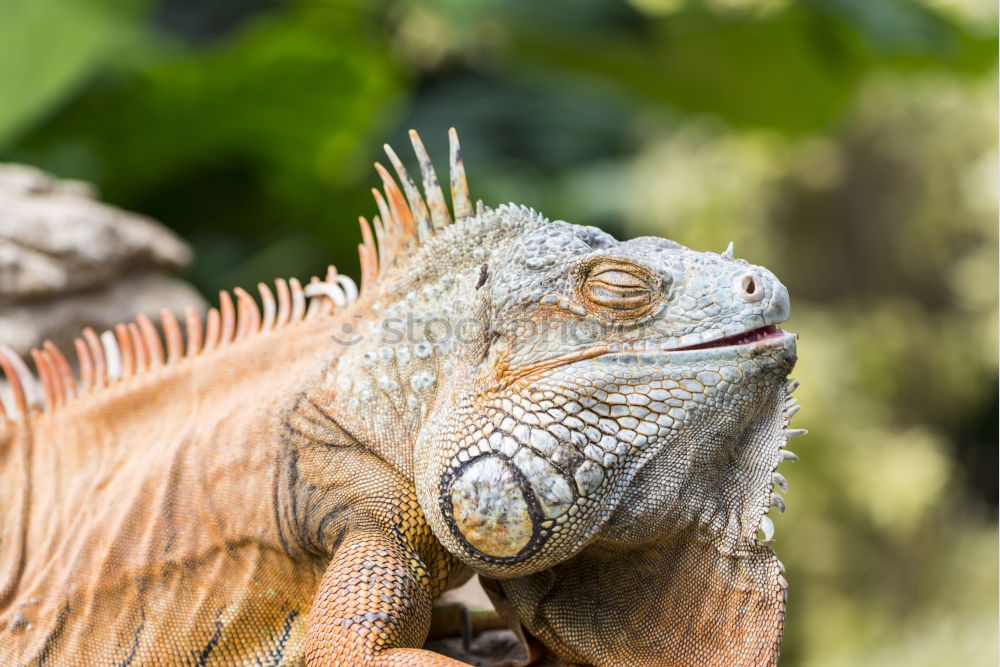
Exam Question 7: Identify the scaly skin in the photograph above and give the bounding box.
[0,129,801,665]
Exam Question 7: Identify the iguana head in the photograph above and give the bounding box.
[413,212,797,569]
[333,130,800,663]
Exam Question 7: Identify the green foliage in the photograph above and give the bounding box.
[0,0,145,146]
[6,0,403,291]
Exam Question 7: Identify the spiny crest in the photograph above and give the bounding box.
[0,268,358,423]
[357,128,473,293]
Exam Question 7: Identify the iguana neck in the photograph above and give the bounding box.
[299,206,548,481]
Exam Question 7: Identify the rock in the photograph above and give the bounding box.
[423,578,525,666]
[0,163,191,303]
[425,629,525,667]
[0,163,205,357]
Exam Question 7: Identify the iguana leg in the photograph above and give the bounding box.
[305,523,470,666]
[280,397,471,665]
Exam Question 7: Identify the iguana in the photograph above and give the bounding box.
[0,129,802,666]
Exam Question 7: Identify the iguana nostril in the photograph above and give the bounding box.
[737,273,764,302]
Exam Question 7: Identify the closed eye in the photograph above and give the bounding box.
[579,261,660,316]
[590,269,647,291]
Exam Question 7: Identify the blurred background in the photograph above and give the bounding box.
[1,0,996,664]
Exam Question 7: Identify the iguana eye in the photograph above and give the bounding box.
[579,260,659,316]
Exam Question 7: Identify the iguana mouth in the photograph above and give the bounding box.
[494,325,791,388]
[670,324,784,352]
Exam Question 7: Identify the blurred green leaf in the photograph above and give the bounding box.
[811,0,958,55]
[501,3,994,133]
[0,0,143,147]
[504,9,860,133]
[808,0,997,71]
[11,1,403,290]
[32,3,402,201]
